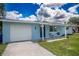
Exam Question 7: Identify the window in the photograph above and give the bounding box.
[49,26,57,32]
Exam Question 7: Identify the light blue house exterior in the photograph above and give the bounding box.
[1,20,73,44]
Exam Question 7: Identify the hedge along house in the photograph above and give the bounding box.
[0,19,74,44]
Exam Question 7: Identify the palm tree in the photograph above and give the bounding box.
[69,17,79,32]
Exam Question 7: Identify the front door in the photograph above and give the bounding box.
[40,25,46,38]
[44,25,46,38]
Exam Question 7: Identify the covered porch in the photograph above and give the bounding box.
[40,22,74,41]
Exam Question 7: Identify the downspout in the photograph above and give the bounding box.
[64,22,67,39]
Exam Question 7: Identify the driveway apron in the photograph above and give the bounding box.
[3,42,54,56]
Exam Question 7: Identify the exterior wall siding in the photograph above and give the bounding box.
[45,25,49,39]
[57,26,65,36]
[31,25,50,41]
[2,22,42,43]
[49,26,73,38]
[2,22,73,43]
[2,22,10,44]
[32,24,41,41]
[57,26,73,36]
[66,27,73,34]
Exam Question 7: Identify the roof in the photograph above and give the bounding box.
[0,19,63,25]
[0,19,79,27]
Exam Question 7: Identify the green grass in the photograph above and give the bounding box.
[39,33,79,56]
[0,43,7,56]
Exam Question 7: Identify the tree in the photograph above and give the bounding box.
[69,17,79,32]
[0,21,2,32]
[0,3,4,33]
[0,3,4,18]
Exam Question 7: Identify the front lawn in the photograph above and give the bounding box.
[0,43,7,56]
[39,33,79,56]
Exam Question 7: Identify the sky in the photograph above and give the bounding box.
[5,3,40,17]
[4,3,79,22]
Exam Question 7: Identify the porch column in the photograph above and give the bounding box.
[41,24,44,41]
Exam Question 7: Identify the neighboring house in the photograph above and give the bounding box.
[0,19,73,44]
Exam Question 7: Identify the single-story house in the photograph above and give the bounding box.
[0,19,74,44]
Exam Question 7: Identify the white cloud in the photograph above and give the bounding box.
[33,3,42,6]
[36,4,79,23]
[44,3,66,9]
[6,11,23,20]
[44,3,64,6]
[6,4,79,23]
[19,15,37,21]
[36,3,66,18]
[6,10,37,21]
[36,4,68,22]
[36,5,53,21]
[28,15,37,21]
[68,4,79,14]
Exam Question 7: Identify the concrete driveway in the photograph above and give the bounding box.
[3,42,54,56]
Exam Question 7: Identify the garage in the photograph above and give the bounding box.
[10,23,32,42]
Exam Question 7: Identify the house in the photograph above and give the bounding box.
[0,19,73,44]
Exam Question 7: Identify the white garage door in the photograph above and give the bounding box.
[10,23,32,42]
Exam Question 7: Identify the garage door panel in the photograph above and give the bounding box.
[10,24,32,42]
